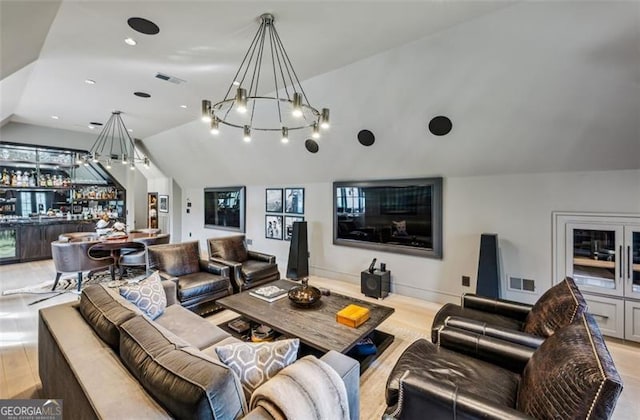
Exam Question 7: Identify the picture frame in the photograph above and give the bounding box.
[284,216,304,240]
[158,195,169,213]
[265,188,283,213]
[265,215,283,240]
[284,188,304,214]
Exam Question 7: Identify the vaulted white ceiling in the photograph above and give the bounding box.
[2,1,639,188]
[1,0,509,138]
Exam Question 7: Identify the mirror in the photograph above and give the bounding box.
[333,178,443,258]
[204,186,246,232]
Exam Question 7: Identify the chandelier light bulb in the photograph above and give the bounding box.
[122,154,128,165]
[143,157,150,169]
[312,122,320,139]
[82,157,89,167]
[210,117,220,135]
[92,153,99,163]
[130,162,136,171]
[106,159,112,169]
[320,108,330,129]
[243,125,251,142]
[236,88,248,113]
[281,127,289,143]
[292,92,303,118]
[75,154,83,165]
[201,100,212,122]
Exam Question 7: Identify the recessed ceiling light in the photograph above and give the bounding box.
[85,79,96,85]
[127,17,160,35]
[180,105,187,109]
[124,37,137,46]
[88,125,96,130]
[128,128,133,132]
[232,81,240,86]
[51,115,59,120]
[134,91,151,98]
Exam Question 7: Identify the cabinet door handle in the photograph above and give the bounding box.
[619,245,623,280]
[628,245,632,279]
[592,313,610,320]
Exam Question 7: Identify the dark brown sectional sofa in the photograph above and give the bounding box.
[38,280,360,419]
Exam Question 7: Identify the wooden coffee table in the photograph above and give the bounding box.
[216,279,395,371]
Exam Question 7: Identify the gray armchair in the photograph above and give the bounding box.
[147,241,233,316]
[207,235,280,293]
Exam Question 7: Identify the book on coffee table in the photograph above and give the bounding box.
[249,285,289,302]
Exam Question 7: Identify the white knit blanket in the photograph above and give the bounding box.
[249,355,350,420]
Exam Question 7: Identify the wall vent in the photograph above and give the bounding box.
[155,73,186,85]
[508,275,536,293]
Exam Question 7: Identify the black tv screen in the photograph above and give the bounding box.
[204,186,245,232]
[333,178,443,258]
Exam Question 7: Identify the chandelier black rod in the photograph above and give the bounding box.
[272,26,310,107]
[268,20,283,125]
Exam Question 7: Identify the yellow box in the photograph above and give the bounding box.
[336,304,370,328]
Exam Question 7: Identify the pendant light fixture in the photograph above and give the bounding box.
[81,111,150,170]
[202,13,330,145]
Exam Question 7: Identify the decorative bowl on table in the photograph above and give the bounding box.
[288,278,321,308]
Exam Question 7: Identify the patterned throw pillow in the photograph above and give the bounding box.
[215,338,299,397]
[119,271,167,320]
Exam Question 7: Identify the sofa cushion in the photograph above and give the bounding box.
[430,302,524,342]
[215,339,299,397]
[517,314,623,418]
[155,304,231,350]
[385,338,520,408]
[241,260,280,283]
[523,277,587,337]
[119,271,167,320]
[119,315,246,420]
[177,271,230,301]
[210,235,248,263]
[79,283,142,350]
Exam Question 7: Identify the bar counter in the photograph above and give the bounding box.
[0,217,99,264]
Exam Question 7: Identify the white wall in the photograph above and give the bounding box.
[181,169,640,305]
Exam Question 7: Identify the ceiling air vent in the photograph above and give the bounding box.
[155,72,186,85]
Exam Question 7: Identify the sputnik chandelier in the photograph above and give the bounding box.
[201,13,330,144]
[79,111,150,170]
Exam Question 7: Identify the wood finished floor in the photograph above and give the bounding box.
[1,259,639,419]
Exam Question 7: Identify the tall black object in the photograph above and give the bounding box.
[287,221,309,280]
[476,233,501,299]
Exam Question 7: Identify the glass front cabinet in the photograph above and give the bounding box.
[554,212,640,342]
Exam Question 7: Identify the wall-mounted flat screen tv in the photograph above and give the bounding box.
[204,186,245,232]
[333,177,443,258]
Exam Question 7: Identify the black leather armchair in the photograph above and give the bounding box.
[386,314,623,419]
[431,277,587,347]
[147,241,232,316]
[207,235,280,293]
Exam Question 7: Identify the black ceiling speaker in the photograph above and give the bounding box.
[305,139,319,153]
[287,221,309,280]
[428,116,452,136]
[357,129,375,146]
[127,17,160,35]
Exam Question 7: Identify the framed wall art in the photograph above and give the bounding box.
[158,195,169,213]
[284,215,304,240]
[285,188,304,214]
[265,215,283,240]
[265,188,283,213]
